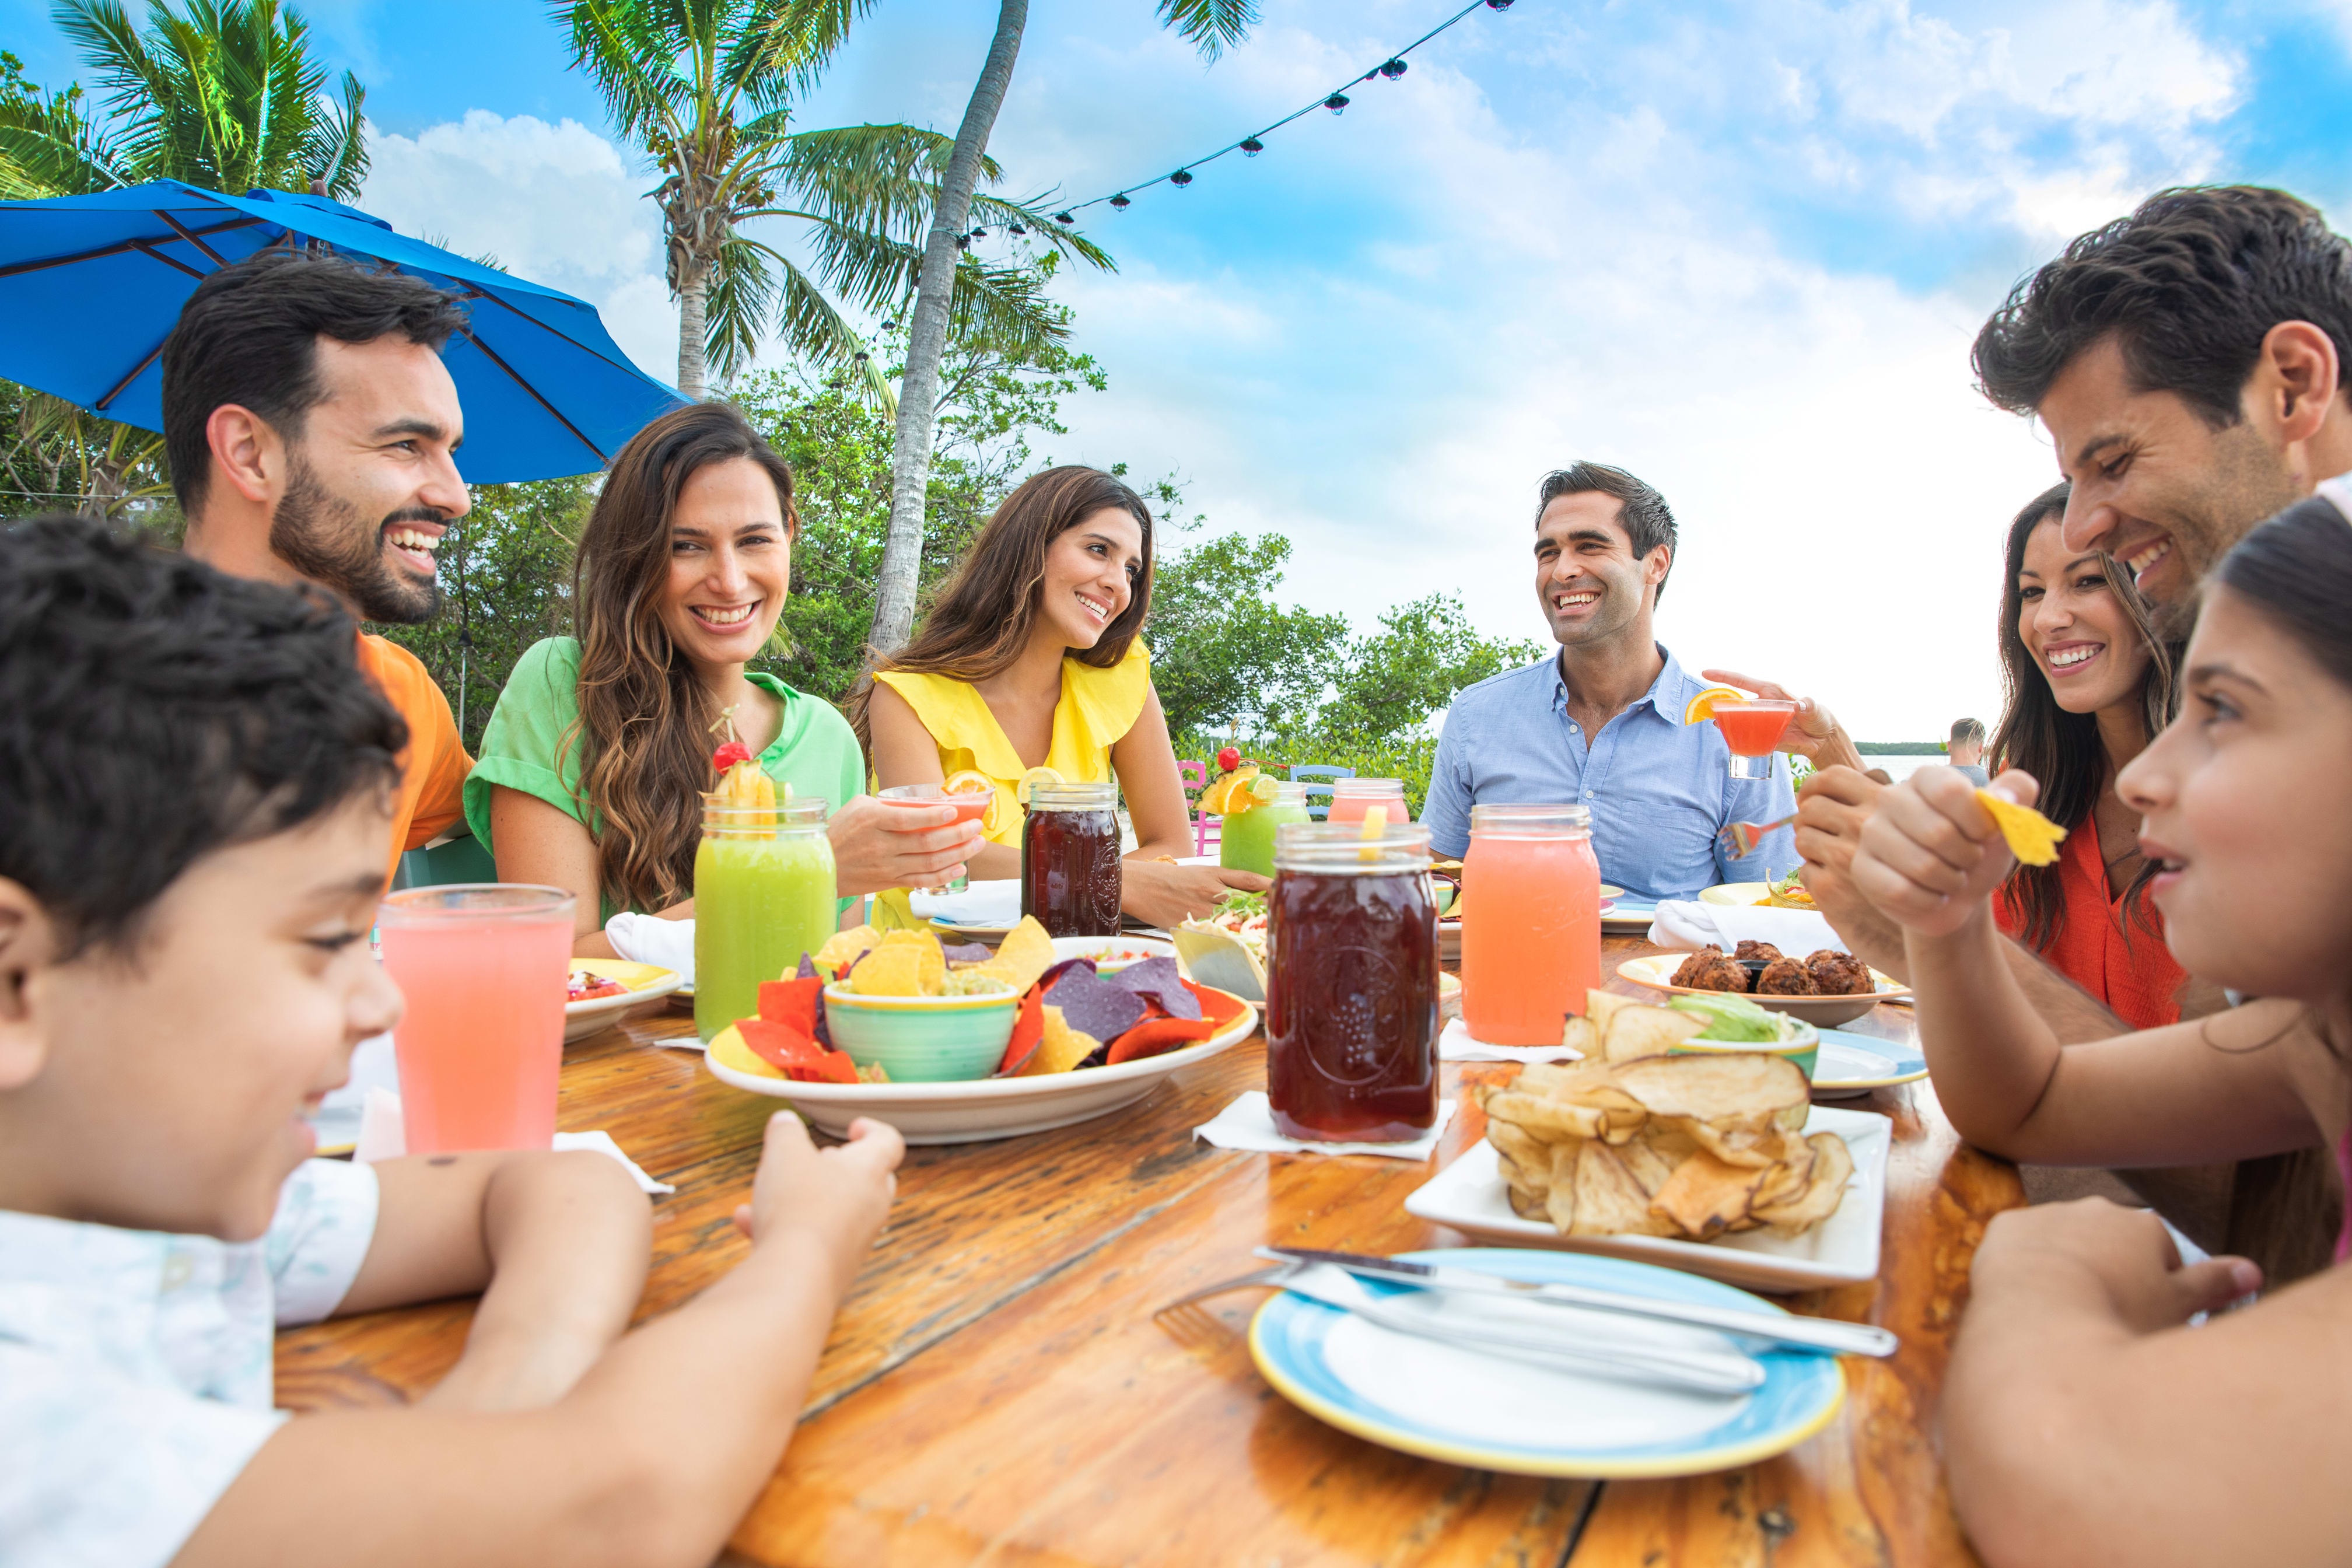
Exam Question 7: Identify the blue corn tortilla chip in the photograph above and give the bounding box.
[942,941,995,965]
[1042,967,1147,1046]
[1104,956,1200,1020]
[1035,956,1099,992]
[794,953,834,1045]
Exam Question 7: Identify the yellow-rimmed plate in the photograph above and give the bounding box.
[702,985,1256,1144]
[565,958,685,1043]
[1698,882,1772,906]
[1248,1247,1845,1476]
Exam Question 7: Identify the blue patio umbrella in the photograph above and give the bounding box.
[0,180,684,483]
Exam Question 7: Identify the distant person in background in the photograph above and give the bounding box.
[1947,718,1990,786]
[859,465,1261,929]
[1423,463,1861,899]
[162,250,476,890]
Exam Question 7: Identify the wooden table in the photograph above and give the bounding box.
[277,939,2024,1566]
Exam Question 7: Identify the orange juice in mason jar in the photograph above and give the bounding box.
[1460,804,1601,1045]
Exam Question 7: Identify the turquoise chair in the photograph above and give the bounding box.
[392,831,498,890]
[1287,765,1356,822]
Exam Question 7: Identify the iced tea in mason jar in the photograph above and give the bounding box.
[1020,780,1122,936]
[1265,820,1440,1142]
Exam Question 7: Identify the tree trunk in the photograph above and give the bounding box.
[866,0,1028,656]
[676,258,709,401]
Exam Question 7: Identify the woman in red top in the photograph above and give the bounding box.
[1988,482,2188,1028]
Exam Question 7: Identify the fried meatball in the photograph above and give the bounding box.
[1805,950,1874,996]
[1671,945,1751,992]
[1755,956,1818,995]
[1733,940,1783,963]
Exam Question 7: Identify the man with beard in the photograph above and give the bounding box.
[1423,463,1860,900]
[162,250,475,889]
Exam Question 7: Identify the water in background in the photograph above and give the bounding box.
[1867,754,1956,783]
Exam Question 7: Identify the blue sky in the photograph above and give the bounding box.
[11,0,2352,736]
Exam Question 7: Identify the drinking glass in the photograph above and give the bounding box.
[877,782,986,893]
[1265,820,1439,1142]
[1460,804,1601,1046]
[694,796,836,1042]
[1218,780,1309,878]
[1711,699,1798,780]
[378,884,575,1154]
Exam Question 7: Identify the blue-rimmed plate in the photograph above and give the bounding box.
[1811,1030,1928,1098]
[1249,1248,1846,1476]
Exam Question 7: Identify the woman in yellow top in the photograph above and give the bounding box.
[857,466,1266,929]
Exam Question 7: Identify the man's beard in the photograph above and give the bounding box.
[270,457,443,625]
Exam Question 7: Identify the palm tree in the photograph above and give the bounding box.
[555,0,1111,402]
[866,0,1258,655]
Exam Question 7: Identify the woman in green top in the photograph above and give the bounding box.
[468,402,978,955]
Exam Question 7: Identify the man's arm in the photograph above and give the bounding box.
[1422,713,1473,860]
[340,1149,652,1413]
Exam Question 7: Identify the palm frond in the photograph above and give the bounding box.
[730,0,878,109]
[550,0,690,148]
[0,85,123,195]
[703,235,783,384]
[966,192,1115,274]
[941,254,1068,362]
[302,69,367,197]
[1156,0,1259,61]
[742,240,896,411]
[779,122,1002,244]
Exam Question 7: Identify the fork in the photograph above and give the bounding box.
[1716,810,1799,862]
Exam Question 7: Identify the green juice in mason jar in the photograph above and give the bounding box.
[694,795,836,1042]
[1219,782,1310,878]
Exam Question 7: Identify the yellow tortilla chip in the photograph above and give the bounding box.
[1015,1003,1100,1076]
[814,924,880,974]
[876,929,947,994]
[992,916,1058,994]
[1977,789,2067,867]
[847,946,927,996]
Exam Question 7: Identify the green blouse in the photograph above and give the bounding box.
[464,636,865,918]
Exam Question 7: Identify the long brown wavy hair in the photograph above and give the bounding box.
[850,466,1153,750]
[572,402,798,912]
[1988,480,2176,949]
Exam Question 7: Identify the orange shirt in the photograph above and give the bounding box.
[1994,815,2185,1031]
[353,634,472,888]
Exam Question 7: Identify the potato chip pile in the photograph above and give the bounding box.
[731,917,1249,1084]
[1478,993,1853,1243]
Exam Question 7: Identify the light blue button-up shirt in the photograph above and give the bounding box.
[1423,646,1798,900]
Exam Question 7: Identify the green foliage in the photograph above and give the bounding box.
[369,477,590,750]
[1854,740,1948,754]
[1145,527,1347,737]
[1170,729,1443,818]
[1318,593,1541,747]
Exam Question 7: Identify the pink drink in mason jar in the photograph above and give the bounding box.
[378,884,575,1154]
[1460,804,1601,1045]
[1325,777,1409,825]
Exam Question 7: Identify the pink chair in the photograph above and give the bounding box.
[1178,760,1211,855]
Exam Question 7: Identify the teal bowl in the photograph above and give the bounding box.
[821,983,1020,1082]
[1668,1014,1821,1081]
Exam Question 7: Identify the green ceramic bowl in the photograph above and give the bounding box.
[821,984,1020,1082]
[1669,1014,1821,1080]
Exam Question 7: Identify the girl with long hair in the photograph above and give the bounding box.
[1849,494,2352,1565]
[467,403,977,955]
[1988,480,2202,1028]
[856,465,1266,929]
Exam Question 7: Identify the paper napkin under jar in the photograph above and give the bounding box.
[1194,1091,1457,1160]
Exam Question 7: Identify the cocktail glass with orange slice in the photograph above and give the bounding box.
[1685,685,1796,780]
[880,771,996,893]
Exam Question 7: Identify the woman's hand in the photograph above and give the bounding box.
[733,1112,905,1303]
[1851,765,2032,937]
[826,794,983,898]
[1120,858,1268,928]
[1699,667,1867,772]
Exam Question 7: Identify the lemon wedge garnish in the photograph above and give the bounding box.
[1016,765,1066,806]
[1683,685,1745,726]
[1977,790,2067,867]
[1358,803,1387,862]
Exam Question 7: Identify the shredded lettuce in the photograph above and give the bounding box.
[1668,992,1784,1042]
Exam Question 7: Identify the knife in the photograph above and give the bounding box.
[1258,1247,1897,1359]
[1275,1264,1765,1396]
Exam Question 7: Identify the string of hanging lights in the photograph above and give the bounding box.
[956,0,1516,246]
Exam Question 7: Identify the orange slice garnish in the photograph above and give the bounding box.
[1683,685,1745,726]
[1198,765,1262,815]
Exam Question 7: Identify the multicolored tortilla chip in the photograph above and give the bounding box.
[1043,967,1148,1045]
[1976,789,2068,867]
[942,941,994,965]
[1105,956,1202,1020]
[814,924,880,974]
[1016,1003,1100,1076]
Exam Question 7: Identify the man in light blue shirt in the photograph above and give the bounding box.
[1425,463,1861,901]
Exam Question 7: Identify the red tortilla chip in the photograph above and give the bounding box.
[996,985,1046,1076]
[1104,1013,1219,1065]
[736,1017,858,1083]
[759,977,821,1032]
[1183,979,1247,1030]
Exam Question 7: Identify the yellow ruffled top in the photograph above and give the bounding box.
[873,642,1152,846]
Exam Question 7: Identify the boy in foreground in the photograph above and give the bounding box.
[0,516,904,1568]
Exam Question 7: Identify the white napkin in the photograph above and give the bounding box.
[1438,1018,1584,1063]
[1194,1091,1457,1160]
[910,878,1021,928]
[352,1087,675,1194]
[1647,900,1843,956]
[604,912,696,985]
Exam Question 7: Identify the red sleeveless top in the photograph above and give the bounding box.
[1993,814,2185,1031]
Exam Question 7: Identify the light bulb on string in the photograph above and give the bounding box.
[1009,222,1027,235]
[1110,192,1131,210]
[1324,93,1350,114]
[1485,0,1512,8]
[1380,58,1408,79]
[1169,169,1194,187]
[1240,136,1264,156]
[1054,211,1075,224]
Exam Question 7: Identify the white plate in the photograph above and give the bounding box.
[1616,951,1910,1029]
[1403,1105,1891,1293]
[702,988,1258,1144]
[1251,1248,1845,1476]
[565,959,685,1042]
[1699,883,1772,906]
[1810,1031,1929,1098]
